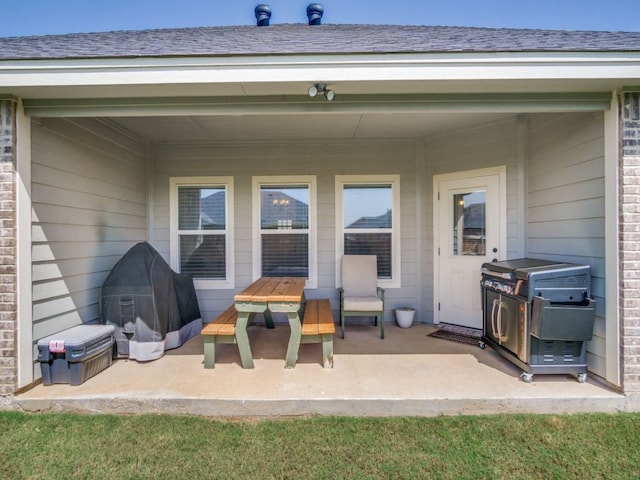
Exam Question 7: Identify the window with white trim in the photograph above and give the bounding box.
[336,175,401,288]
[170,177,234,289]
[253,176,317,288]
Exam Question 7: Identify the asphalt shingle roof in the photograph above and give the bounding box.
[1,24,639,60]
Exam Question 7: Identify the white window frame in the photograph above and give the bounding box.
[169,176,234,289]
[252,175,317,288]
[335,174,401,289]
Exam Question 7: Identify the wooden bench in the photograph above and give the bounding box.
[201,305,253,369]
[300,299,335,368]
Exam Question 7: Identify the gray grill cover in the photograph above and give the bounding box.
[100,242,201,361]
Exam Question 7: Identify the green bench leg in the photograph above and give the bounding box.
[321,334,334,369]
[235,312,255,369]
[203,337,216,369]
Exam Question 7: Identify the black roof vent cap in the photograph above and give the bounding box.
[307,3,324,25]
[255,4,272,26]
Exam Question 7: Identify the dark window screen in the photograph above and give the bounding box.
[344,233,392,278]
[180,235,226,279]
[261,234,309,277]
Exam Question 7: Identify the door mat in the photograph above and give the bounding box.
[427,324,482,346]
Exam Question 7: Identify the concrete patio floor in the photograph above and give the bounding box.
[12,323,637,418]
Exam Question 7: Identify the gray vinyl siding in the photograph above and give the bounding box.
[31,118,147,375]
[150,140,419,324]
[422,113,606,376]
[526,112,606,378]
[422,118,523,322]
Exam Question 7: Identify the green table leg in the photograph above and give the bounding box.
[284,311,302,369]
[235,311,254,369]
[264,310,275,329]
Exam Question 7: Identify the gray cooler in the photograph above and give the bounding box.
[37,324,115,385]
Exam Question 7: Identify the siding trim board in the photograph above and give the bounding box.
[16,99,32,389]
[23,93,613,118]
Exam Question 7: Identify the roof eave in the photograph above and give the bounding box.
[1,50,639,100]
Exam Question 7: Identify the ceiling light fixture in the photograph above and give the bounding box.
[308,82,335,101]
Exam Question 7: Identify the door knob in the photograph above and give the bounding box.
[492,247,498,253]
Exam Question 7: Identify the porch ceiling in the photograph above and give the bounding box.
[25,91,612,142]
[107,111,514,142]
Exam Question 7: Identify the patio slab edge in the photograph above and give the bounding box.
[8,394,636,418]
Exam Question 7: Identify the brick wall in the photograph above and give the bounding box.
[621,90,640,392]
[0,97,16,396]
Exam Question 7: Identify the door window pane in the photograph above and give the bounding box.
[452,190,486,256]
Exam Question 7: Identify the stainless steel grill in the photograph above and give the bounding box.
[480,258,595,383]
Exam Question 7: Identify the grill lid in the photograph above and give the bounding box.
[481,258,563,277]
[481,258,585,282]
[484,258,559,272]
[482,258,591,302]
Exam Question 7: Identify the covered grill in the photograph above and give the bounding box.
[480,258,595,382]
[100,242,202,362]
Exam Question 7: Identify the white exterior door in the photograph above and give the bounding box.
[435,167,506,329]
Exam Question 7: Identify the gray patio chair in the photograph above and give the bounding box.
[339,254,386,339]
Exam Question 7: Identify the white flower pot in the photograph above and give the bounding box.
[395,308,415,328]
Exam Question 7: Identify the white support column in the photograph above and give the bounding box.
[16,99,32,389]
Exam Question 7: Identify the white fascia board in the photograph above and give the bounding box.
[1,51,640,89]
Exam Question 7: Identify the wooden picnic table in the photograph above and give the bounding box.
[234,277,306,369]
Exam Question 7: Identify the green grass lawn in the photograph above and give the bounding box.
[1,411,639,479]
